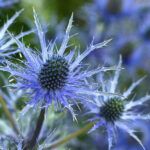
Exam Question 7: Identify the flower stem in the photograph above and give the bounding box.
[44,122,94,149]
[0,96,20,135]
[23,107,45,150]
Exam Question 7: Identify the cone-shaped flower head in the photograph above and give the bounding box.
[87,56,150,150]
[38,55,69,91]
[0,10,114,119]
[100,98,124,123]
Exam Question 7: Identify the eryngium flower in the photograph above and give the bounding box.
[87,56,150,150]
[0,9,31,58]
[1,10,113,119]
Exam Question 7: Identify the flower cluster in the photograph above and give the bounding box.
[0,7,150,150]
[78,0,150,75]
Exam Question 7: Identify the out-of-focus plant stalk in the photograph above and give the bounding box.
[44,122,94,149]
[0,96,20,135]
[23,107,45,150]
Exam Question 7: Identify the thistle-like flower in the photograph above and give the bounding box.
[0,9,32,58]
[0,10,114,119]
[87,56,150,150]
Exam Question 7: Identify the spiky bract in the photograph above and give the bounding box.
[0,9,32,58]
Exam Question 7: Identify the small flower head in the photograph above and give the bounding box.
[0,10,113,119]
[87,56,150,150]
[100,98,124,123]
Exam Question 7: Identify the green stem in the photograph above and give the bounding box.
[23,108,45,150]
[0,96,20,135]
[44,122,94,150]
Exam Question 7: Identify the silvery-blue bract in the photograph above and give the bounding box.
[0,9,32,58]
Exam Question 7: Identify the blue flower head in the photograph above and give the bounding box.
[0,9,32,59]
[1,10,113,119]
[95,0,148,22]
[87,56,150,150]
